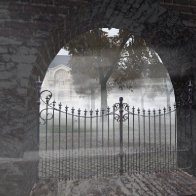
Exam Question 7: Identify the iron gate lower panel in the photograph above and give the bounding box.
[39,147,178,180]
[38,90,193,180]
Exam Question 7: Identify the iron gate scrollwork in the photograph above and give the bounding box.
[37,79,193,180]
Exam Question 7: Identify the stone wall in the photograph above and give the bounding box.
[0,1,65,195]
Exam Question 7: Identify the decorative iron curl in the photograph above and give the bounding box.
[123,103,129,112]
[113,101,129,122]
[122,113,129,121]
[39,90,54,125]
[40,90,53,106]
[114,114,129,122]
[114,114,120,122]
[39,108,54,125]
[113,103,120,112]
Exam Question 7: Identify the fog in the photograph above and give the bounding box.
[41,79,175,111]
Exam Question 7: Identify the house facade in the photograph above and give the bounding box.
[41,55,91,108]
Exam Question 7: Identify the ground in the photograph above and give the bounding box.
[30,171,196,196]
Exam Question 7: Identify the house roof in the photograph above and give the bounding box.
[49,55,71,68]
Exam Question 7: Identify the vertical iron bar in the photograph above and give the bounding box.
[102,109,104,148]
[45,97,49,151]
[153,109,156,172]
[132,106,135,173]
[87,150,89,178]
[71,149,73,179]
[159,109,161,172]
[138,108,141,173]
[169,106,171,171]
[148,109,151,173]
[68,150,70,180]
[72,107,75,150]
[96,109,98,148]
[127,105,130,173]
[84,109,87,149]
[143,109,146,172]
[58,103,62,179]
[119,97,124,175]
[174,104,178,167]
[174,104,177,170]
[136,148,138,174]
[107,107,110,148]
[90,109,93,148]
[65,106,68,150]
[52,101,55,178]
[113,105,116,149]
[163,107,166,171]
[52,101,55,151]
[78,109,81,149]
[96,149,98,178]
[74,151,76,179]
[78,149,80,180]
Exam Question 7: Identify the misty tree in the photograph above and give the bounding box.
[65,29,134,109]
[65,28,171,109]
[114,37,173,108]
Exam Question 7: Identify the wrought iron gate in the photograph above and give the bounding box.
[37,82,193,180]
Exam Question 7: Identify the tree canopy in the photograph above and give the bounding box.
[65,28,169,109]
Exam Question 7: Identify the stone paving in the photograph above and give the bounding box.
[30,171,196,196]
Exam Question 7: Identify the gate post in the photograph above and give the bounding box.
[119,97,124,175]
[35,76,42,149]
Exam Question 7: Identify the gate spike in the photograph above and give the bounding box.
[163,107,166,113]
[153,109,156,115]
[78,108,81,115]
[96,109,99,115]
[90,109,93,115]
[59,102,62,109]
[46,96,50,104]
[72,107,75,113]
[84,109,87,115]
[158,108,161,114]
[65,105,68,112]
[168,106,171,112]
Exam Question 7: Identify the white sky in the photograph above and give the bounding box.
[57,28,119,55]
[57,48,69,55]
[102,28,119,37]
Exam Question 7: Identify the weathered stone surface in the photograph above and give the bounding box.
[30,171,196,196]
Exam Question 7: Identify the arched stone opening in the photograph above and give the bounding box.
[1,0,196,195]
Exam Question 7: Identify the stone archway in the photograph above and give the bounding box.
[1,1,196,195]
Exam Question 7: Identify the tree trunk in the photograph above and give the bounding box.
[166,91,170,109]
[91,88,95,110]
[141,95,144,111]
[101,82,107,110]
